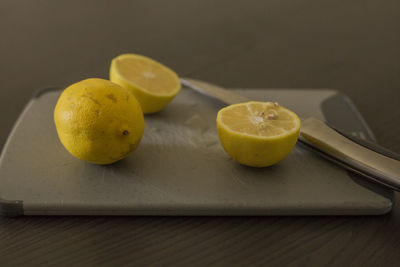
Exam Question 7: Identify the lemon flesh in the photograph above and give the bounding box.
[216,101,300,167]
[109,54,181,114]
[54,78,145,165]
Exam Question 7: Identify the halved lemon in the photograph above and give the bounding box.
[216,101,300,167]
[110,54,181,114]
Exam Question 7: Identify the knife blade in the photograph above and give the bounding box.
[180,77,400,191]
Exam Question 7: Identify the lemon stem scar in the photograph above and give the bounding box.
[122,130,130,135]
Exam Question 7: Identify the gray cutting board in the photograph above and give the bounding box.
[0,87,393,216]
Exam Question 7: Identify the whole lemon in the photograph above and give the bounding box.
[54,78,145,164]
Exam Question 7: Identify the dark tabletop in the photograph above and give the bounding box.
[1,0,400,266]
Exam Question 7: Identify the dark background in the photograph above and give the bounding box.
[1,0,399,266]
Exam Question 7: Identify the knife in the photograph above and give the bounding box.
[180,77,400,191]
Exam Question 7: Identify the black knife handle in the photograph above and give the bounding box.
[327,124,400,161]
[300,118,400,191]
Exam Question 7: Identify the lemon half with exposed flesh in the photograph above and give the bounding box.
[54,78,145,165]
[216,101,300,167]
[109,54,181,114]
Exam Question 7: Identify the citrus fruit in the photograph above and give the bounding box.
[216,101,300,167]
[54,78,145,165]
[109,53,181,114]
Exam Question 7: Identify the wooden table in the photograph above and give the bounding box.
[1,0,399,266]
